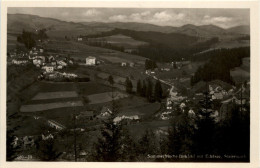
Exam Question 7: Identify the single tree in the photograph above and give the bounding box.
[108,75,114,86]
[136,79,142,96]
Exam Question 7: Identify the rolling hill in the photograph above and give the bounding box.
[8,13,250,40]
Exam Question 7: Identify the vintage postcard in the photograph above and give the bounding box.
[0,1,259,168]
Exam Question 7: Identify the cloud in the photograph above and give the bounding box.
[109,15,127,21]
[82,9,101,17]
[212,16,233,22]
[153,11,172,22]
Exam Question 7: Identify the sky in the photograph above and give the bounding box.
[8,8,250,28]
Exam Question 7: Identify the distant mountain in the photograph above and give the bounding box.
[8,13,250,40]
[226,25,250,35]
[7,14,110,39]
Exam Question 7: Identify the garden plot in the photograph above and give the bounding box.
[20,101,84,112]
[32,91,78,100]
[87,91,128,104]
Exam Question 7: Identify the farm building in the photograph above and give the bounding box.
[86,56,96,65]
[12,58,28,65]
[47,120,65,130]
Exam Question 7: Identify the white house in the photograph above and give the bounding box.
[78,37,83,41]
[86,56,96,65]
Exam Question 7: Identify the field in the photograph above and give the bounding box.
[88,34,148,48]
[45,40,146,65]
[87,91,128,104]
[20,100,84,112]
[32,91,78,100]
[230,57,250,84]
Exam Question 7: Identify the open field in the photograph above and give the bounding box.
[87,91,128,104]
[32,91,78,100]
[88,34,148,48]
[45,40,146,65]
[119,103,161,118]
[20,100,84,112]
[230,57,250,84]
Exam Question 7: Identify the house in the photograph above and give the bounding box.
[57,65,63,69]
[47,120,65,130]
[129,62,135,67]
[39,48,44,53]
[113,115,140,124]
[42,134,54,140]
[77,111,94,120]
[51,61,57,66]
[121,62,127,66]
[57,60,67,66]
[86,56,96,65]
[42,64,54,73]
[35,56,46,63]
[12,58,28,65]
[33,58,43,66]
[48,55,55,62]
[99,107,112,117]
[124,48,138,53]
[212,92,224,100]
[22,136,34,148]
[78,37,83,41]
[166,98,173,109]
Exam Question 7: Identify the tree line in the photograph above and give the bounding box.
[17,29,48,49]
[191,47,250,86]
[82,28,220,62]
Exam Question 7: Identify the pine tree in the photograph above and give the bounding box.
[108,75,114,86]
[146,79,154,102]
[141,80,147,97]
[193,85,215,155]
[168,107,195,156]
[154,80,163,102]
[125,77,133,94]
[91,90,122,161]
[136,79,142,96]
[137,129,159,161]
[36,139,62,161]
[118,127,137,161]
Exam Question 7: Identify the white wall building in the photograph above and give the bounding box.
[86,56,96,65]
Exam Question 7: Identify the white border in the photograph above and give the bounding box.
[1,1,259,168]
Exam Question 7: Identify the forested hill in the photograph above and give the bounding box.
[84,28,219,62]
[191,47,250,85]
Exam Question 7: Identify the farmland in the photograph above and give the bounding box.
[87,34,148,48]
[87,91,128,104]
[32,91,78,100]
[20,100,84,112]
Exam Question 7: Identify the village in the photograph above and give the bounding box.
[7,38,250,161]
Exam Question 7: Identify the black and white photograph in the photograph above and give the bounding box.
[1,1,259,166]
